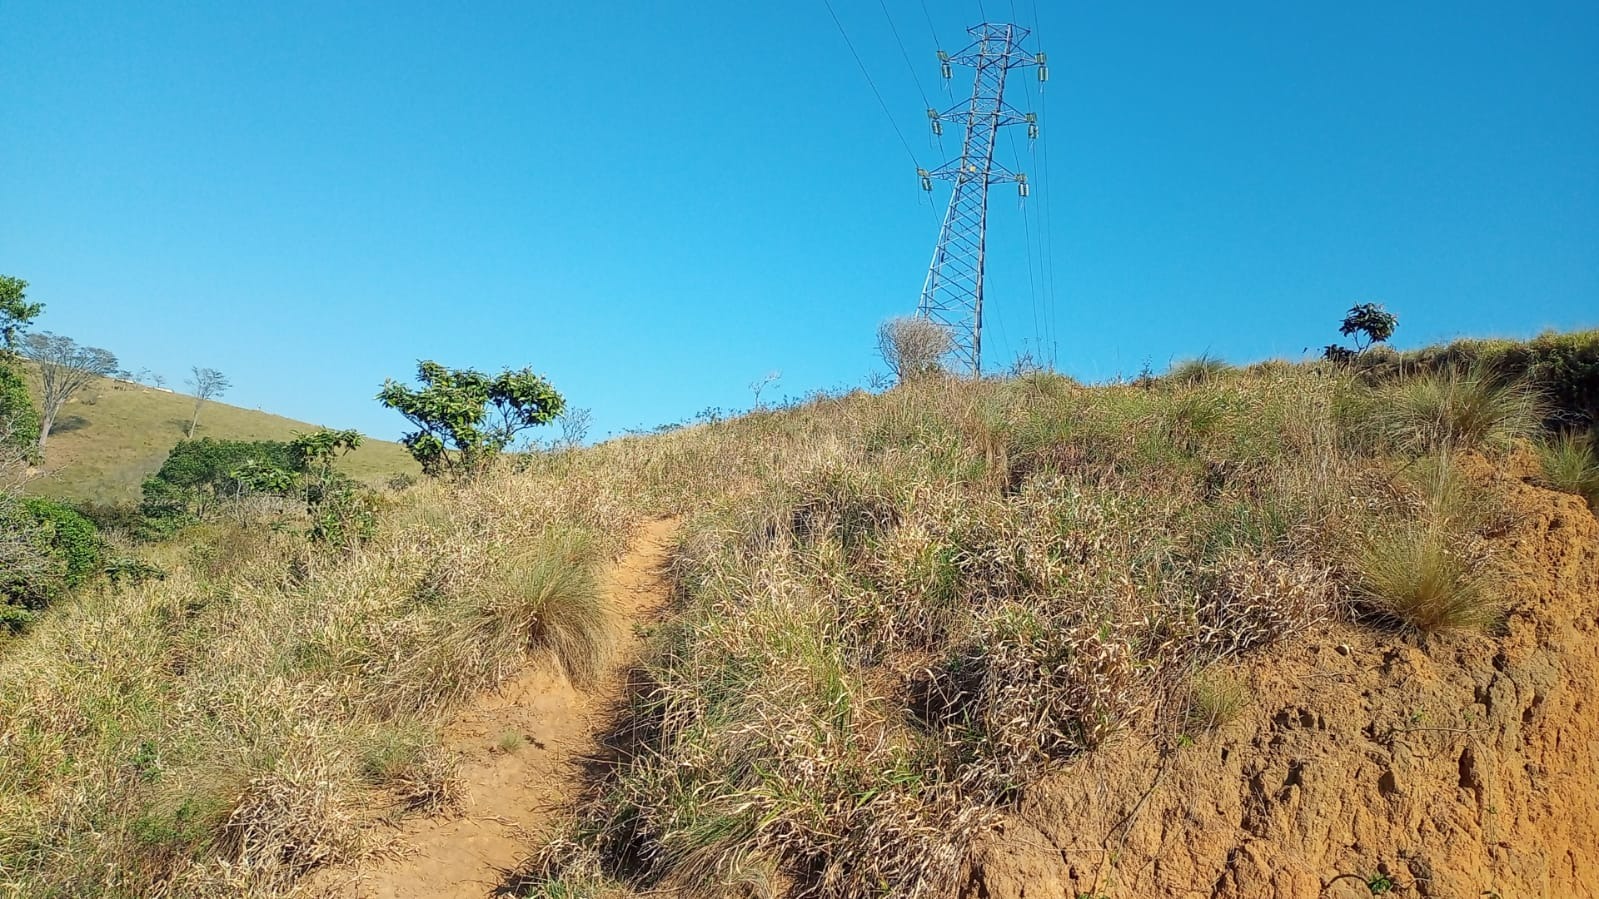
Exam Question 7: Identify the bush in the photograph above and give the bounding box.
[0,496,101,611]
[22,498,101,587]
[877,316,952,384]
[1536,433,1599,509]
[140,438,297,527]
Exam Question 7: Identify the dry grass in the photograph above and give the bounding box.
[3,344,1555,898]
[525,367,1454,896]
[0,467,632,896]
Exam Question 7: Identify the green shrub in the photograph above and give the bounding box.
[22,498,102,587]
[0,358,40,452]
[1536,433,1599,509]
[0,497,101,611]
[139,437,297,526]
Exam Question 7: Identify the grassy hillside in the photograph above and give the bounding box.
[22,372,418,504]
[2,332,1597,897]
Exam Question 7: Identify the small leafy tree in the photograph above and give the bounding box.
[0,275,43,351]
[377,361,565,476]
[185,367,230,438]
[289,428,375,548]
[877,316,951,384]
[0,276,43,453]
[22,333,118,455]
[1324,303,1398,362]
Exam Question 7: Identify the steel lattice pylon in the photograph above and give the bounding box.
[917,23,1044,375]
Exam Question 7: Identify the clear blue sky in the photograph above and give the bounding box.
[3,1,1595,440]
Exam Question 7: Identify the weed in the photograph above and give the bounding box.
[1186,669,1250,732]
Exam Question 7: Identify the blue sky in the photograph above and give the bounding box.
[3,1,1595,440]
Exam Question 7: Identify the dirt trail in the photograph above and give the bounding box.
[309,518,680,899]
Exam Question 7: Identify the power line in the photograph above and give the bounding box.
[819,0,924,169]
[918,0,941,50]
[1029,0,1062,368]
[878,0,932,110]
[1006,127,1044,356]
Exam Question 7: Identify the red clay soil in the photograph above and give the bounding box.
[965,450,1599,898]
[305,518,680,899]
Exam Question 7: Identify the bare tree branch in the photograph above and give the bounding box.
[186,367,230,438]
[877,316,952,384]
[21,332,118,455]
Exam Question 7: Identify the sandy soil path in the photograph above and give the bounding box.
[307,517,679,899]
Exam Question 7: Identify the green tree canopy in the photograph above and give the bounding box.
[377,361,565,475]
[0,276,43,452]
[0,275,43,352]
[139,438,297,523]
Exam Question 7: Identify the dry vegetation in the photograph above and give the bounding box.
[2,337,1594,898]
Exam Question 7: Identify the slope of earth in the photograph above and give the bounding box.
[305,518,680,899]
[967,449,1599,899]
[22,372,417,502]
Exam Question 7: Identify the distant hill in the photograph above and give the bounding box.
[22,371,418,504]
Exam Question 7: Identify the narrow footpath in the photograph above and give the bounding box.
[308,518,680,899]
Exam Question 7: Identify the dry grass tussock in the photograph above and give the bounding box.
[1536,431,1599,508]
[1,360,1546,898]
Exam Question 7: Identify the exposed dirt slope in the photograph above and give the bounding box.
[967,451,1599,898]
[306,518,679,899]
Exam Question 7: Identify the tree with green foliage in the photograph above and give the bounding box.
[289,428,377,548]
[377,361,565,476]
[0,276,43,453]
[1341,303,1398,350]
[21,332,118,455]
[1325,303,1398,362]
[0,275,43,351]
[139,438,297,529]
[0,364,40,455]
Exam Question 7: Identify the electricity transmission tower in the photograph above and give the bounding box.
[916,23,1046,375]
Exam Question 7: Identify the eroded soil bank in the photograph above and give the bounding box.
[967,452,1599,898]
